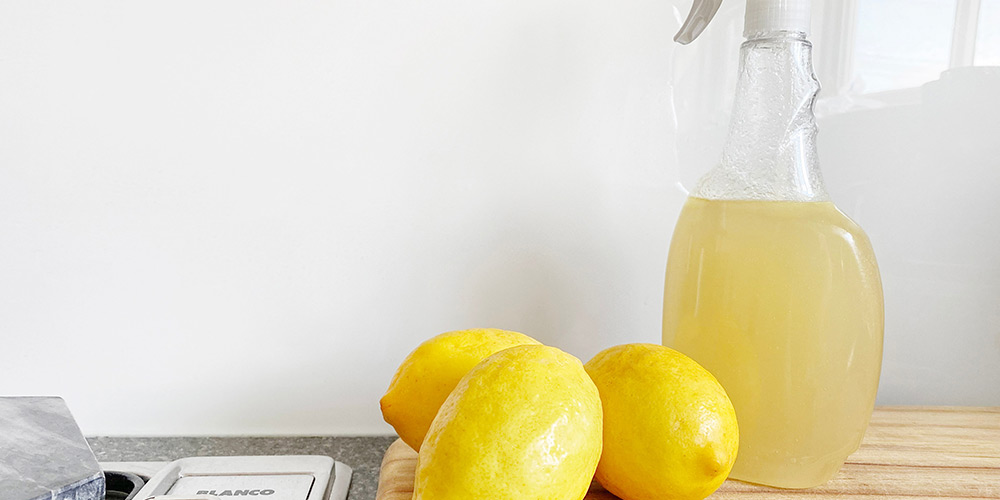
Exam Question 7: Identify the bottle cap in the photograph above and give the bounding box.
[744,0,811,38]
[674,0,811,44]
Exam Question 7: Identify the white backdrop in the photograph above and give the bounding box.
[1,0,997,435]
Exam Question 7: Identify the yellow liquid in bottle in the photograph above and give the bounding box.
[663,197,883,488]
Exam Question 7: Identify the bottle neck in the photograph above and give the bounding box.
[692,30,829,202]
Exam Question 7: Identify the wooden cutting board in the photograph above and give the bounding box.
[376,406,1000,500]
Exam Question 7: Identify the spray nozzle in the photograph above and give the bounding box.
[674,0,812,44]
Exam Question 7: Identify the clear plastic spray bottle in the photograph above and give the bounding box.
[663,0,884,488]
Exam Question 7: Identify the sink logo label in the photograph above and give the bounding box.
[196,490,275,496]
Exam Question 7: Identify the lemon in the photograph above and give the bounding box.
[379,328,540,451]
[414,345,603,500]
[584,344,738,500]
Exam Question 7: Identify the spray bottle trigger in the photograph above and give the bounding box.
[674,0,724,44]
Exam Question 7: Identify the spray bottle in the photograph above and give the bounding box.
[663,0,884,488]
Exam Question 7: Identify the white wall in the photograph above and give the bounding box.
[1,1,997,436]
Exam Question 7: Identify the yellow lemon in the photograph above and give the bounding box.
[584,343,738,500]
[379,328,540,451]
[415,345,603,500]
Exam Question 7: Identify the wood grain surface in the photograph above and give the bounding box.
[375,407,1000,499]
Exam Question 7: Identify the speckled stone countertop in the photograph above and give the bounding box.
[87,436,398,500]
